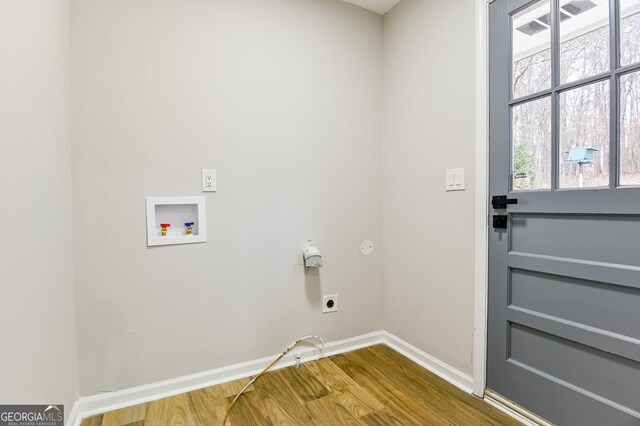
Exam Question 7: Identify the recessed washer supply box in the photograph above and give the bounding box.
[146,196,206,247]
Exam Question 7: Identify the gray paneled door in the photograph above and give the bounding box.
[488,0,640,424]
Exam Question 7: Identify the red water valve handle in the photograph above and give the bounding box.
[160,223,171,228]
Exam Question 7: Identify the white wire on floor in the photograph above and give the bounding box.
[222,335,325,425]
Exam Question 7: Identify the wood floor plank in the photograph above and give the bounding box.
[144,393,199,426]
[365,345,519,425]
[302,358,384,418]
[305,394,365,426]
[375,346,489,397]
[225,390,273,426]
[304,358,385,415]
[252,367,316,425]
[359,408,408,426]
[276,363,330,403]
[331,385,384,419]
[101,403,147,426]
[198,377,254,400]
[80,414,103,426]
[187,387,230,425]
[330,351,450,425]
[357,346,489,424]
[249,396,300,426]
[303,358,357,391]
[344,347,497,426]
[369,345,477,400]
[79,345,520,426]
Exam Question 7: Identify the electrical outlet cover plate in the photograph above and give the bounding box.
[201,169,217,192]
[323,294,338,313]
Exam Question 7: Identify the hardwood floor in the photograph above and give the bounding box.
[80,345,519,425]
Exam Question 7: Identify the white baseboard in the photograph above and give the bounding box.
[380,330,474,393]
[69,331,384,426]
[66,398,81,426]
[70,330,531,426]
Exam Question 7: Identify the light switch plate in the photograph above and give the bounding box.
[446,167,465,191]
[202,169,217,192]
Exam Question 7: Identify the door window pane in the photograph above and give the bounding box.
[512,97,552,190]
[620,71,640,186]
[559,81,610,188]
[560,0,610,84]
[620,0,640,67]
[512,0,552,99]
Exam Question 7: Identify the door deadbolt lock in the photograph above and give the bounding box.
[493,215,508,229]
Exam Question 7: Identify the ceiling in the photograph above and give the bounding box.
[339,0,402,15]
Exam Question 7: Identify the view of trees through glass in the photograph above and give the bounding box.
[511,0,640,190]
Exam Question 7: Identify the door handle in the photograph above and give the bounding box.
[491,195,518,209]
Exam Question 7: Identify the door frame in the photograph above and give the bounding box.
[473,0,491,398]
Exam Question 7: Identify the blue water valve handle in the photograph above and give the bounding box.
[184,222,195,227]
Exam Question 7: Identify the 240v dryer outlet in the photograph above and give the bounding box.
[323,295,338,313]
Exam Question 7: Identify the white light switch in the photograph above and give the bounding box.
[202,169,217,192]
[446,168,465,191]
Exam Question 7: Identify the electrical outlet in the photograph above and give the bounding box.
[202,169,217,192]
[323,294,338,313]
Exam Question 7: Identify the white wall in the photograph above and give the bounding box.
[71,0,383,395]
[382,0,477,376]
[0,0,478,401]
[0,0,79,417]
